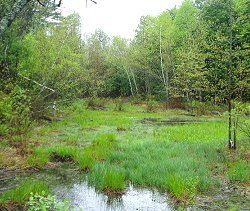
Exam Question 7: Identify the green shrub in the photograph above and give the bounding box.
[0,92,12,136]
[188,100,225,116]
[0,86,31,136]
[26,192,69,211]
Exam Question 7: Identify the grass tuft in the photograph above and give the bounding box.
[228,161,250,182]
[88,164,126,192]
[0,180,50,205]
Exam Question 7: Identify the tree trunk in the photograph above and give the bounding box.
[124,67,134,96]
[159,26,168,102]
[0,0,31,38]
[228,0,234,149]
[130,69,139,95]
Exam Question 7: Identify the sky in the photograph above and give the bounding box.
[60,0,184,39]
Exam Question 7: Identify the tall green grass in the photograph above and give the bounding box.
[88,164,126,191]
[95,140,222,201]
[0,180,50,205]
[228,161,250,182]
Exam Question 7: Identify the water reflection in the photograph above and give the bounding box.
[54,181,171,211]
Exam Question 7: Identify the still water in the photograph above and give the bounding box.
[54,181,171,211]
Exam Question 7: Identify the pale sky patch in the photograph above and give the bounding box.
[60,0,184,39]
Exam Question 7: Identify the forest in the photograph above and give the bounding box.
[0,0,249,210]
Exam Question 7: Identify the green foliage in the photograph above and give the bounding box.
[26,192,69,211]
[0,180,49,205]
[1,0,250,207]
[1,0,249,142]
[231,102,250,138]
[0,86,31,135]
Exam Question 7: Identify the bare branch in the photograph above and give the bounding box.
[57,0,62,7]
[37,0,46,7]
[17,72,55,93]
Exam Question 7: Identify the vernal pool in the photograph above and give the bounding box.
[2,165,248,211]
[2,166,172,211]
[54,181,171,211]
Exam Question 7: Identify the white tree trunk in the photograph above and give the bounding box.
[159,26,168,101]
[130,69,138,95]
[124,67,134,96]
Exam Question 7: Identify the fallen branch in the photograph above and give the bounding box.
[17,72,55,93]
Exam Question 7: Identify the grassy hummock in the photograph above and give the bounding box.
[0,179,50,206]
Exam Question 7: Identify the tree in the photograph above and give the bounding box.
[108,36,136,97]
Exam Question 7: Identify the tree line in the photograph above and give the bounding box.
[0,0,249,135]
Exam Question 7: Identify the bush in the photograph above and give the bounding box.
[167,97,186,109]
[0,86,31,136]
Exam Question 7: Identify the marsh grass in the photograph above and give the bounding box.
[228,161,250,182]
[97,140,222,201]
[24,100,249,203]
[88,164,126,192]
[0,180,49,205]
[27,133,119,171]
